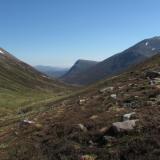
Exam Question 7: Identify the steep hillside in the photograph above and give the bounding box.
[35,65,69,78]
[2,54,160,160]
[0,48,72,111]
[62,36,160,85]
[61,59,98,84]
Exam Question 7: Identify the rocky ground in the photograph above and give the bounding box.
[1,55,160,160]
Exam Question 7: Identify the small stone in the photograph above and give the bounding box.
[99,127,108,134]
[79,99,86,105]
[99,87,114,93]
[22,119,35,125]
[123,112,136,121]
[110,94,117,99]
[78,124,87,132]
[90,115,98,120]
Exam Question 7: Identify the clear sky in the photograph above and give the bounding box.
[0,0,160,67]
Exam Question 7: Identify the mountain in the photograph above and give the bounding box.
[0,48,72,110]
[61,59,98,84]
[35,65,69,78]
[61,36,160,85]
[3,54,160,160]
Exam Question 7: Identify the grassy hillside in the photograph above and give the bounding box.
[0,48,73,113]
[1,54,160,159]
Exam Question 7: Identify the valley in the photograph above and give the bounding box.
[1,48,160,159]
[1,1,160,159]
[0,48,74,125]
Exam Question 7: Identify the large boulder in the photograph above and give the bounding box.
[112,119,139,134]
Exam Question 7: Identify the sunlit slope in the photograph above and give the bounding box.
[0,48,72,110]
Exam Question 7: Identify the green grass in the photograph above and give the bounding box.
[0,52,75,116]
[0,88,73,115]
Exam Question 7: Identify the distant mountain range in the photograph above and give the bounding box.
[61,36,160,85]
[35,65,69,78]
[60,59,98,84]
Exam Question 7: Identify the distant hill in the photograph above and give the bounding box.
[0,48,72,110]
[61,59,98,84]
[61,36,160,85]
[35,65,69,78]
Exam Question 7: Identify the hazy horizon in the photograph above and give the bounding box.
[1,0,160,67]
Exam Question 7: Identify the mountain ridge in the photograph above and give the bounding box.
[61,36,160,85]
[61,59,99,84]
[35,65,69,78]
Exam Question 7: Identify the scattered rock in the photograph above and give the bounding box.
[112,119,139,133]
[79,99,86,105]
[22,119,35,125]
[80,155,96,160]
[118,85,126,90]
[19,119,35,128]
[123,112,136,121]
[99,127,108,134]
[89,140,97,146]
[128,83,135,87]
[110,94,117,99]
[90,115,98,120]
[147,77,155,86]
[78,124,87,132]
[99,87,114,93]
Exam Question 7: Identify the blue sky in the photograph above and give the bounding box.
[0,0,160,67]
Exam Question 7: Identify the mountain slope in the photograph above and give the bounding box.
[35,65,69,78]
[0,48,72,110]
[62,36,160,85]
[3,54,160,160]
[61,59,98,84]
